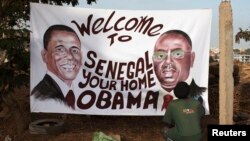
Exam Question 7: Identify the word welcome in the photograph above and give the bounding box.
[71,11,163,46]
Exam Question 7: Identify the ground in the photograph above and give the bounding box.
[0,63,249,141]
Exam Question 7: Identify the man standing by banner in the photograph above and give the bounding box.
[152,30,206,111]
[31,24,82,111]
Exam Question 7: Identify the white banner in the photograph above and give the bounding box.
[30,3,211,115]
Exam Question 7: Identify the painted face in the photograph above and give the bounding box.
[42,30,82,86]
[153,34,195,92]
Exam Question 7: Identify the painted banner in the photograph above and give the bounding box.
[30,3,211,115]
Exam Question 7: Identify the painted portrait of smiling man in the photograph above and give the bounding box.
[31,24,82,110]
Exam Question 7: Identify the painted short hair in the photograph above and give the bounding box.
[43,24,80,50]
[159,29,192,48]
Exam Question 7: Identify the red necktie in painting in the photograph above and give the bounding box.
[65,90,75,110]
[161,94,173,111]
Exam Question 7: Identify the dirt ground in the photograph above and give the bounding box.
[0,63,249,141]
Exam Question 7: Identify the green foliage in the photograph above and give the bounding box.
[245,48,250,55]
[33,0,96,6]
[233,49,240,55]
[0,0,30,96]
[39,0,79,6]
[86,0,96,5]
[235,28,250,44]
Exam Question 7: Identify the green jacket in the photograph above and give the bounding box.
[163,98,205,141]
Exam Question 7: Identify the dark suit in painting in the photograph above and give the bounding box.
[31,74,67,105]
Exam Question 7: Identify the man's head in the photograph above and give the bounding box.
[153,30,195,92]
[42,25,82,86]
[174,81,189,99]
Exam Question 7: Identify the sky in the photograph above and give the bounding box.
[78,0,250,49]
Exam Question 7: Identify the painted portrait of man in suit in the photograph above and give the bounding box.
[31,24,82,110]
[152,30,206,111]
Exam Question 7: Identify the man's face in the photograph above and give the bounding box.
[153,34,195,92]
[42,30,82,84]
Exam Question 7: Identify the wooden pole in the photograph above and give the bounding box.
[219,0,234,124]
